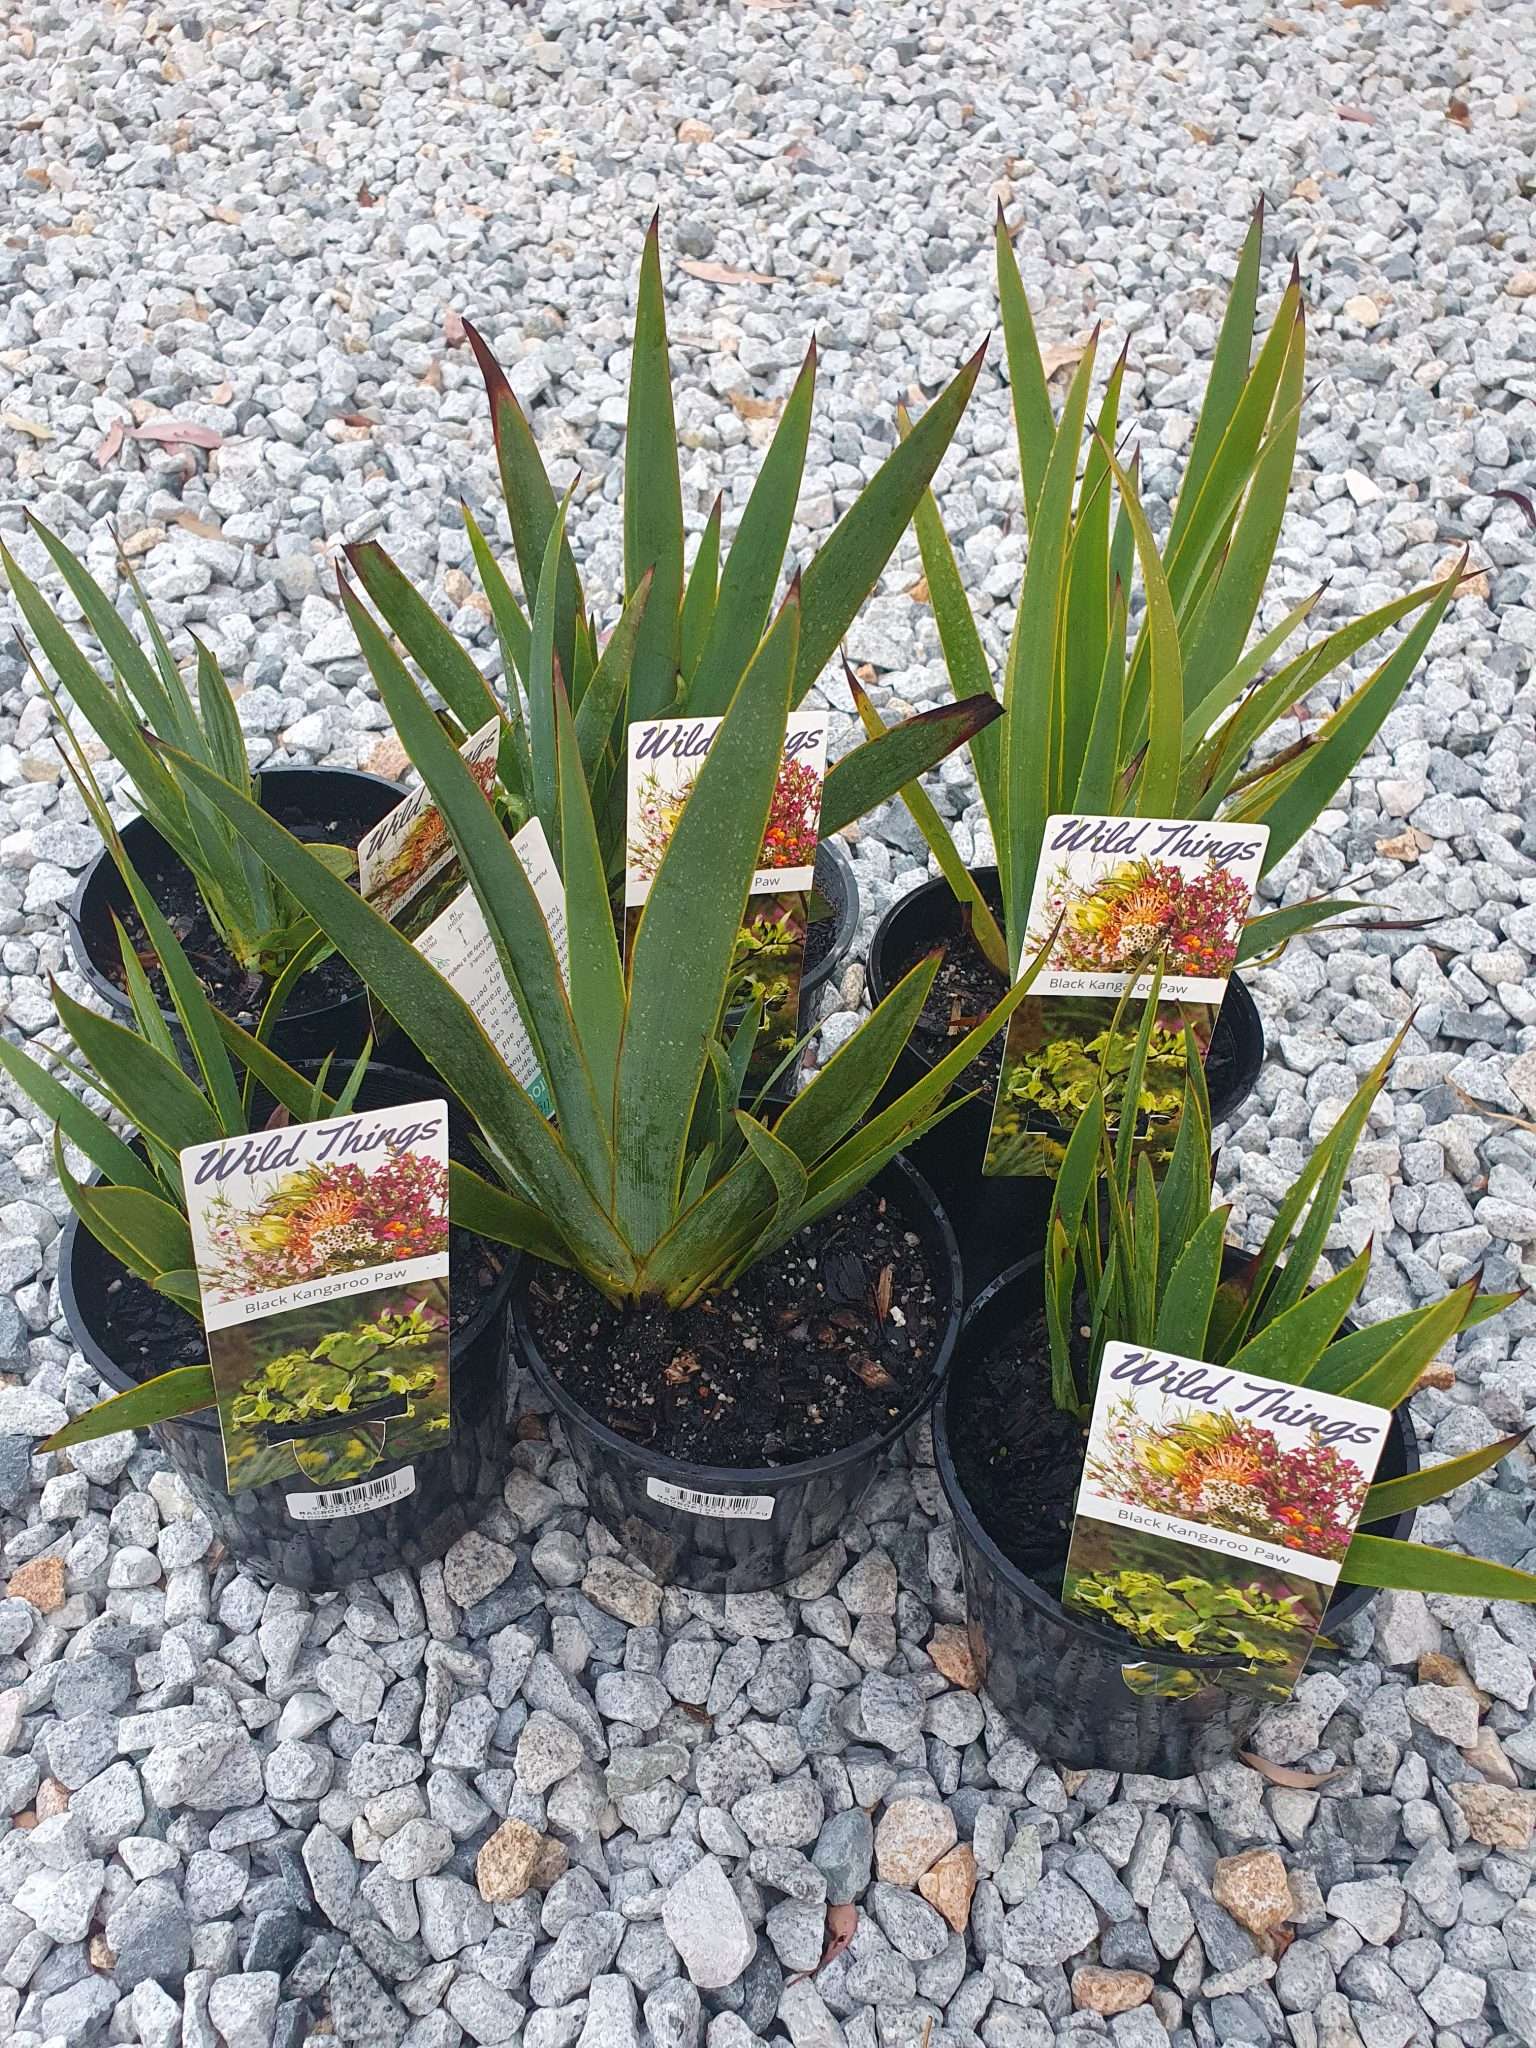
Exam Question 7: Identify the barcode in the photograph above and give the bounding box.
[286,1465,417,1522]
[647,1476,774,1522]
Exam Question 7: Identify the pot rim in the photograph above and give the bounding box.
[934,1251,1422,1676]
[513,1152,963,1492]
[57,1059,516,1436]
[67,763,405,1031]
[801,836,860,1001]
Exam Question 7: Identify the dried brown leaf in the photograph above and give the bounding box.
[358,184,379,207]
[1447,98,1472,127]
[1339,104,1377,125]
[847,1356,896,1391]
[729,391,783,421]
[2,412,54,441]
[817,1903,858,1972]
[1238,1752,1344,1789]
[874,1265,894,1325]
[1040,341,1086,380]
[93,419,125,468]
[664,1351,703,1385]
[127,419,222,449]
[678,258,778,287]
[172,513,223,540]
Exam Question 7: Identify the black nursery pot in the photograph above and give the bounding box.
[69,764,403,1066]
[57,1067,516,1594]
[934,1254,1421,1777]
[866,869,1265,1300]
[512,1155,961,1596]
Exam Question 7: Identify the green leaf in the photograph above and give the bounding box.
[680,493,722,684]
[42,1366,217,1449]
[0,1031,162,1197]
[615,590,800,1248]
[900,403,999,819]
[1222,1022,1408,1356]
[1045,1090,1106,1410]
[793,342,985,706]
[555,665,624,1139]
[1179,308,1307,713]
[735,1111,809,1238]
[463,317,590,695]
[690,342,815,716]
[1061,347,1127,789]
[1232,560,1463,868]
[1000,336,1098,959]
[345,542,505,742]
[462,502,532,685]
[573,568,652,790]
[819,695,1003,842]
[52,978,223,1152]
[158,745,637,1292]
[848,673,1008,974]
[1155,1032,1213,1298]
[1310,1280,1479,1410]
[525,490,574,852]
[113,913,179,1068]
[1153,1207,1230,1358]
[1099,442,1182,816]
[994,208,1056,527]
[1224,1240,1373,1387]
[336,575,611,1189]
[774,952,940,1169]
[624,218,685,720]
[1337,1532,1536,1601]
[1364,1434,1525,1525]
[1072,579,1129,816]
[445,1162,570,1267]
[1167,204,1265,554]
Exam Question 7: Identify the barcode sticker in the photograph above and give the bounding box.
[286,1465,417,1522]
[646,1476,774,1522]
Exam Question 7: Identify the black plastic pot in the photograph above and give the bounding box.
[799,838,860,1013]
[69,764,404,1066]
[512,1155,961,1595]
[934,1253,1421,1775]
[867,869,1265,1300]
[57,1067,516,1594]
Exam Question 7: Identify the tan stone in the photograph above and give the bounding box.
[1507,270,1536,298]
[7,1556,65,1613]
[36,1778,70,1820]
[1072,1968,1154,2016]
[919,1844,977,1934]
[677,119,714,143]
[1343,294,1381,328]
[1455,1783,1536,1851]
[531,1834,569,1890]
[363,736,410,782]
[875,1798,957,1886]
[927,1625,981,1691]
[1462,1727,1519,1791]
[89,1935,116,1970]
[1212,1849,1296,1936]
[476,1818,544,1901]
[1419,1652,1490,1705]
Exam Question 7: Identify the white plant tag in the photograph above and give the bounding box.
[412,817,567,1118]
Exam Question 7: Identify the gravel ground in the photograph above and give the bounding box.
[4,4,1536,2048]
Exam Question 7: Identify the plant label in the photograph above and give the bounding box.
[357,717,502,930]
[181,1099,453,1508]
[412,818,568,1118]
[1064,1338,1392,1701]
[646,1476,775,1521]
[625,713,829,1084]
[983,813,1269,1178]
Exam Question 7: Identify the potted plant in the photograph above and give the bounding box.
[866,205,1465,1283]
[155,578,1049,1594]
[3,524,403,1062]
[338,221,1003,1070]
[0,818,515,1593]
[934,1011,1536,1775]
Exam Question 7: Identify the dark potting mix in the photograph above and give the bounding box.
[527,1186,944,1467]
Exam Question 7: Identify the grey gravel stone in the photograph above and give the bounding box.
[663,1854,756,1989]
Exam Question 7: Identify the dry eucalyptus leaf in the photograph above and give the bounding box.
[679,258,778,287]
[128,419,222,449]
[1238,1751,1343,1789]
